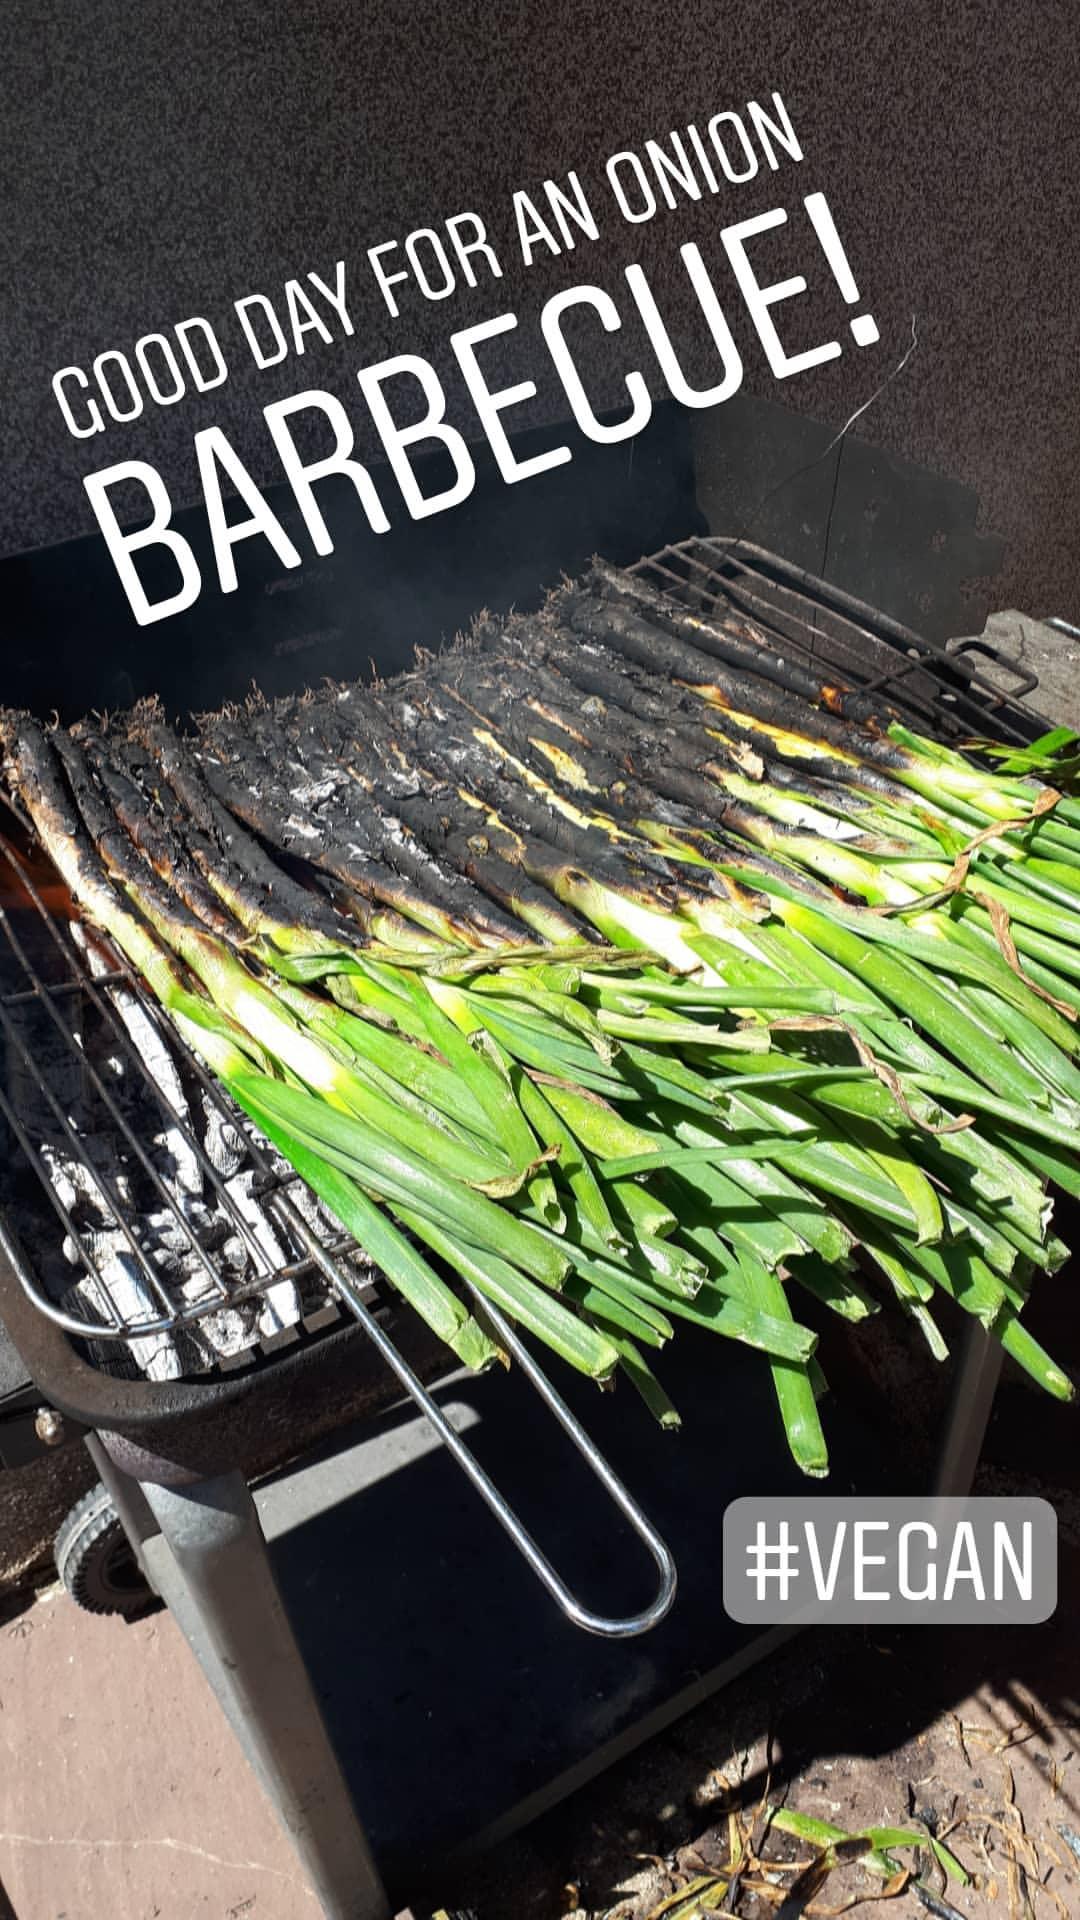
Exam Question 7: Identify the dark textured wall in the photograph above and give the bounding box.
[2,0,1078,614]
[0,407,705,719]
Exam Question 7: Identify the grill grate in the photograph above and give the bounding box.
[0,793,369,1355]
[0,808,675,1638]
[0,537,1051,1635]
[629,536,1045,744]
[2,540,1046,1362]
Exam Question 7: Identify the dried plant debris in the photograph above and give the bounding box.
[629,1795,977,1919]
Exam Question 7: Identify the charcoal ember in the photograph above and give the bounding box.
[141,1198,231,1263]
[62,1249,184,1382]
[4,926,328,1378]
[190,1304,261,1363]
[203,1093,246,1177]
[76,925,203,1200]
[40,1145,123,1237]
[222,1170,301,1336]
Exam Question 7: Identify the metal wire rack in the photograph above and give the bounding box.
[629,536,1045,745]
[1,537,1049,1639]
[0,794,675,1637]
[0,801,367,1350]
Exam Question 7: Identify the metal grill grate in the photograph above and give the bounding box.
[0,797,676,1638]
[2,537,1052,1635]
[629,536,1045,745]
[0,793,368,1353]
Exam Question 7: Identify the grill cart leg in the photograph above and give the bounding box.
[85,1436,262,1729]
[98,1452,391,1920]
[84,1434,162,1590]
[932,1320,1004,1497]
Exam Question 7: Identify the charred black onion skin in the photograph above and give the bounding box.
[373,684,686,885]
[368,683,672,875]
[577,557,901,731]
[49,728,219,945]
[130,712,367,950]
[270,677,650,935]
[466,621,901,815]
[3,562,1078,1469]
[195,714,517,946]
[367,668,828,912]
[477,614,917,804]
[61,662,817,960]
[0,715,149,937]
[285,700,576,947]
[337,732,597,940]
[558,567,918,764]
[74,728,244,944]
[436,656,762,834]
[198,696,534,946]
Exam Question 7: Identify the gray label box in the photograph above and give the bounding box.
[722,1497,1057,1625]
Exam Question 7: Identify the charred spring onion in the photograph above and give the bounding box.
[2,566,1076,1478]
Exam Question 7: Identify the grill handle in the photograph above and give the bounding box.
[270,1191,678,1640]
[948,635,1039,700]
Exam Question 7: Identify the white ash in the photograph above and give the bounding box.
[202,1092,246,1177]
[13,926,358,1382]
[221,1169,301,1334]
[286,768,346,808]
[96,966,203,1199]
[74,1251,184,1381]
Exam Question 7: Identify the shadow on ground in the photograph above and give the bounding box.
[425,1539,1079,1918]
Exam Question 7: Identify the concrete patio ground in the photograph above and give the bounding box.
[0,1514,1077,1920]
[0,1582,317,1919]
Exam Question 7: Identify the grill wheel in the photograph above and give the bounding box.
[54,1482,157,1618]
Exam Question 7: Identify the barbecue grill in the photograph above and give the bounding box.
[0,536,1051,1918]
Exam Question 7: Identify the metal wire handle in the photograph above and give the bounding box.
[0,809,677,1637]
[628,536,1045,745]
[267,1185,678,1640]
